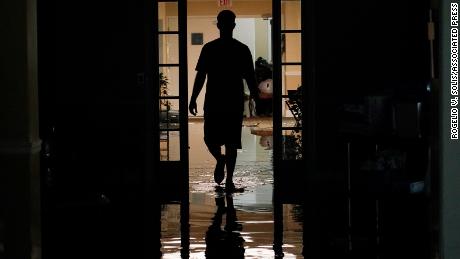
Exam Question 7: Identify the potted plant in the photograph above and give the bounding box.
[159,72,171,111]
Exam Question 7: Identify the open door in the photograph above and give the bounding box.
[155,0,189,201]
[272,0,308,200]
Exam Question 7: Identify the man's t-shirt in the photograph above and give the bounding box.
[195,38,254,115]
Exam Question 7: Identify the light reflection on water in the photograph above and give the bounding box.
[189,124,273,194]
[160,121,303,258]
[160,201,303,258]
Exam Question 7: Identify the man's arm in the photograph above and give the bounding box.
[243,49,259,100]
[189,70,206,116]
[245,69,258,100]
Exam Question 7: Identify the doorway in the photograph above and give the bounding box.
[156,0,307,257]
[31,0,439,257]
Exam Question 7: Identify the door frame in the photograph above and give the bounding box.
[272,0,314,201]
[153,0,189,202]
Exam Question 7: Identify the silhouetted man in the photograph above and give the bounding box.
[189,10,258,191]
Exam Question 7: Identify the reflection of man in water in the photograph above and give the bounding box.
[189,10,258,191]
[205,194,244,258]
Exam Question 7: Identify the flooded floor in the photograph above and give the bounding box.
[160,118,304,258]
[31,116,433,259]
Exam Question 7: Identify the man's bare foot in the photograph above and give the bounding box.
[214,156,225,184]
[225,182,244,193]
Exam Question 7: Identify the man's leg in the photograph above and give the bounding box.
[207,144,222,161]
[207,143,225,184]
[225,146,237,185]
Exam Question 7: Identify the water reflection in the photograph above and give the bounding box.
[160,119,304,258]
[160,200,303,258]
[259,135,273,150]
[205,193,244,258]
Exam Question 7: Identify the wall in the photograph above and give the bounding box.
[187,17,219,116]
[0,0,41,257]
[188,1,271,17]
[187,16,271,116]
[234,18,256,58]
[255,18,270,61]
[185,0,272,116]
[234,18,257,104]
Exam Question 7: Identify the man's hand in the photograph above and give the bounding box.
[189,71,206,116]
[189,100,198,116]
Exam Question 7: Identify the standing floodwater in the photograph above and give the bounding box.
[160,119,303,258]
